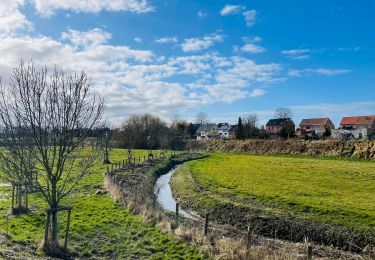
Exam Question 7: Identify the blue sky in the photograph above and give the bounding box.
[0,0,374,126]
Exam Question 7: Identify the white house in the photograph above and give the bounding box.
[217,123,230,139]
[196,124,218,140]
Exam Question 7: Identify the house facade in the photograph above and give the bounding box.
[339,116,375,130]
[299,118,334,137]
[266,118,295,135]
[218,123,230,139]
[332,116,375,140]
[196,124,218,140]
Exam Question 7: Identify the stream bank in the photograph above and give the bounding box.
[104,153,370,259]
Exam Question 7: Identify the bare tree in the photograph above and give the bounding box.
[0,61,105,254]
[120,114,169,149]
[170,112,181,126]
[274,107,293,119]
[0,127,37,214]
[244,113,259,127]
[195,112,208,125]
[244,113,259,138]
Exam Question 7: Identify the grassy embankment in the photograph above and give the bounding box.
[0,149,204,259]
[171,153,375,232]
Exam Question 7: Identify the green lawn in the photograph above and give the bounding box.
[178,153,375,231]
[0,149,204,259]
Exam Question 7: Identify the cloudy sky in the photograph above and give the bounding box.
[0,0,374,126]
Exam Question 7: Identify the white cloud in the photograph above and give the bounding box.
[288,68,351,77]
[287,69,302,77]
[242,36,262,43]
[240,43,266,54]
[197,11,207,19]
[250,88,266,97]
[62,28,112,47]
[282,49,311,56]
[32,0,154,17]
[0,34,285,124]
[0,0,32,35]
[314,68,351,76]
[181,33,224,52]
[282,49,313,60]
[337,47,361,52]
[206,57,282,103]
[0,2,291,125]
[134,37,142,43]
[220,5,242,16]
[243,10,257,27]
[155,37,178,44]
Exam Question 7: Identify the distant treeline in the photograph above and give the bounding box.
[109,114,198,150]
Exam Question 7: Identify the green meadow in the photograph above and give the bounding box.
[176,153,375,231]
[0,149,204,259]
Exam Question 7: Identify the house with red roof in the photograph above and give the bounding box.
[332,115,375,140]
[339,116,375,130]
[298,118,334,138]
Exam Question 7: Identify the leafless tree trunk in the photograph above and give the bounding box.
[195,112,208,125]
[0,127,36,213]
[274,107,293,119]
[0,61,105,255]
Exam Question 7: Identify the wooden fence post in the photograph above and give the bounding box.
[64,209,72,250]
[106,166,109,173]
[111,164,113,173]
[144,155,146,161]
[204,213,209,236]
[246,225,253,254]
[175,203,179,219]
[307,244,313,260]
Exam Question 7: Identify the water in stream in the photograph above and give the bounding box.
[154,165,198,220]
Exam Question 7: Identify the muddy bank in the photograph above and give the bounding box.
[198,139,375,159]
[104,153,207,213]
[154,165,199,219]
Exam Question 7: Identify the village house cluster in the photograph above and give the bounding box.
[195,115,375,141]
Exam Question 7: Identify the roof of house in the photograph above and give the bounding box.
[196,124,217,132]
[218,123,229,128]
[340,116,375,126]
[300,118,332,126]
[218,124,230,131]
[266,118,294,126]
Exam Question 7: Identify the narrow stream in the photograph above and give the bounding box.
[154,165,198,220]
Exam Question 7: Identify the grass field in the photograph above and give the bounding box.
[0,149,204,259]
[173,153,375,231]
